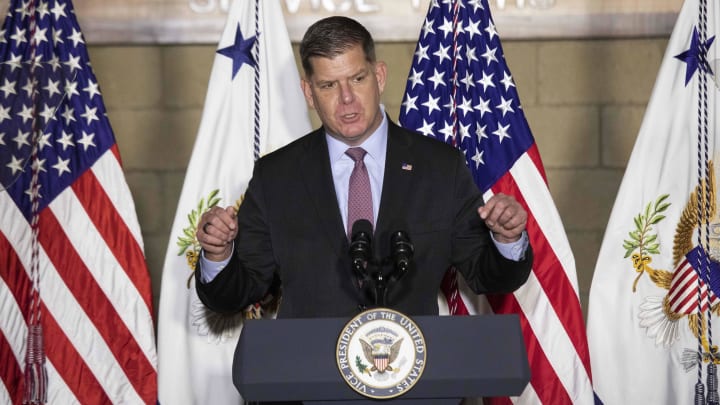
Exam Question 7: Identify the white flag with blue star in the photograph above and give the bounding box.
[156,1,311,404]
[587,0,720,403]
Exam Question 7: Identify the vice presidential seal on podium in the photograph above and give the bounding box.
[336,308,426,399]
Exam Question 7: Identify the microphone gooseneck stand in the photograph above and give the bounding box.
[349,224,414,308]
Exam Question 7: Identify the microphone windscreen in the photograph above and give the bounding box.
[351,219,373,237]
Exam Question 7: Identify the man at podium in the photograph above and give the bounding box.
[194,16,532,320]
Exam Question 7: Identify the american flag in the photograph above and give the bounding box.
[0,0,157,403]
[399,0,594,403]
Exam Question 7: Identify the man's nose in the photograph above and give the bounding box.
[340,83,355,104]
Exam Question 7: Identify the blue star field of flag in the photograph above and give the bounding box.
[399,0,535,193]
[0,0,114,220]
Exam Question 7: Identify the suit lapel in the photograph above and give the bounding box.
[298,130,347,251]
[376,122,416,244]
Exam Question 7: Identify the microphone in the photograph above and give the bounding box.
[390,230,413,280]
[349,219,373,277]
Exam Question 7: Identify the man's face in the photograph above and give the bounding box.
[301,44,387,146]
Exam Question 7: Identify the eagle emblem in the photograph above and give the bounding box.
[360,337,404,373]
[627,162,720,367]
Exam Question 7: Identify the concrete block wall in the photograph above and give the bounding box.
[87,36,668,319]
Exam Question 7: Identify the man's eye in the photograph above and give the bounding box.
[353,75,365,83]
[320,82,335,89]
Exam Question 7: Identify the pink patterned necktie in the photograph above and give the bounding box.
[346,147,373,237]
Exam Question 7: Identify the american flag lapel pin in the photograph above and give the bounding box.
[401,162,413,171]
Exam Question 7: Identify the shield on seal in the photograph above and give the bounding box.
[373,352,389,373]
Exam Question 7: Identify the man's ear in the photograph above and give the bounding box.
[375,61,387,95]
[300,78,315,109]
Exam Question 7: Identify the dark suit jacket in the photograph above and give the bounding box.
[196,119,532,318]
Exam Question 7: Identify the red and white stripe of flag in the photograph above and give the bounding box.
[459,145,594,405]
